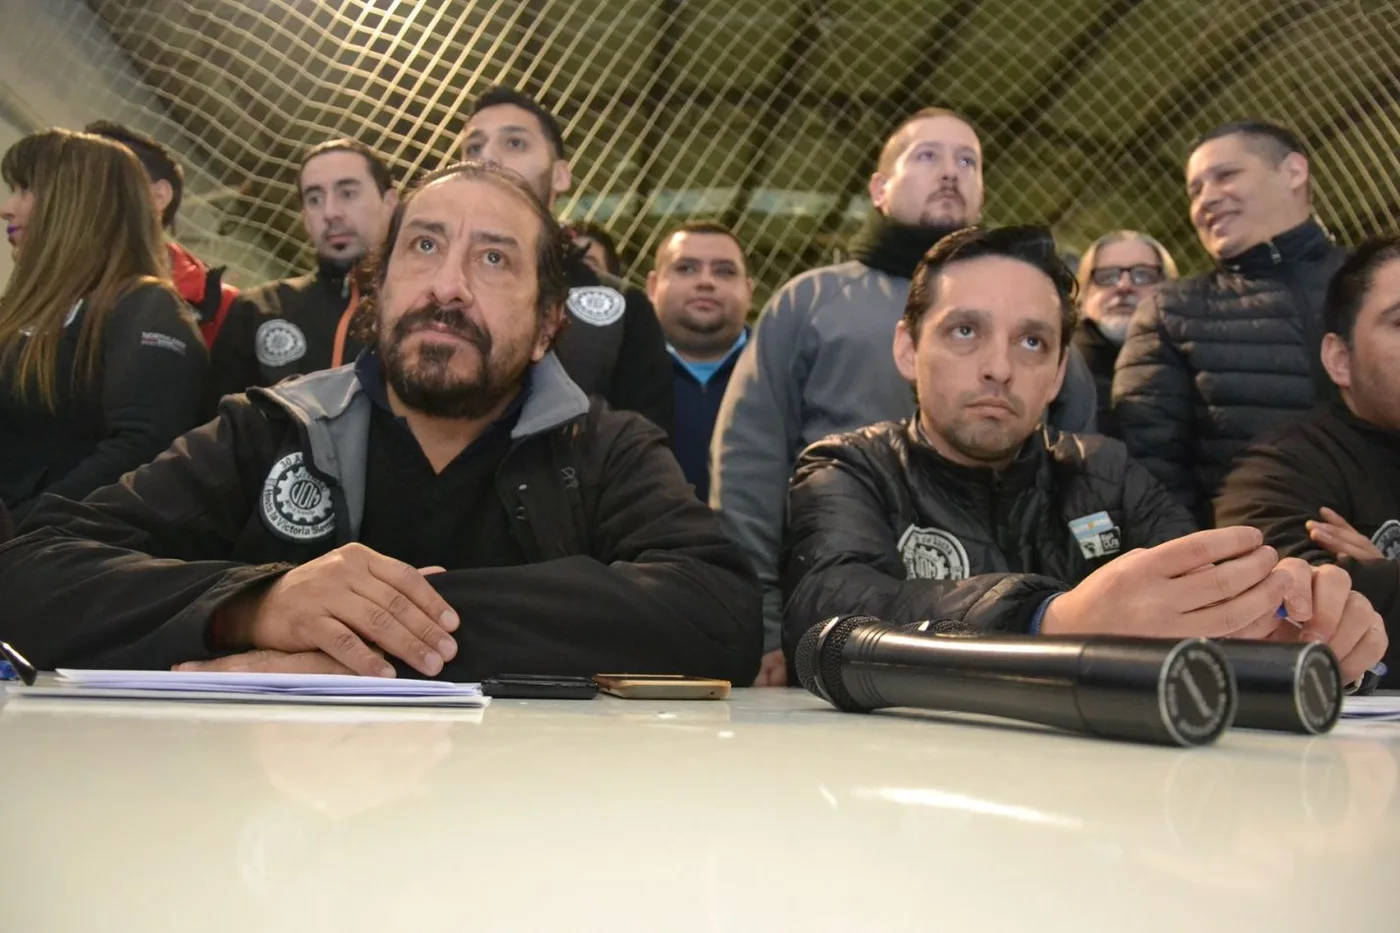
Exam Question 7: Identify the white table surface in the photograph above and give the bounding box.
[1,686,1396,932]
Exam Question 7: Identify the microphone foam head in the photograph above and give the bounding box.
[795,616,881,709]
[794,623,826,694]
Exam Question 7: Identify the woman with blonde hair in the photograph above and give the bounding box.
[0,128,207,520]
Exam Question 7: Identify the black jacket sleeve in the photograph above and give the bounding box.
[38,285,209,508]
[0,405,285,670]
[428,408,760,683]
[205,295,265,417]
[1214,438,1400,641]
[605,286,675,437]
[781,440,1068,661]
[1112,291,1199,513]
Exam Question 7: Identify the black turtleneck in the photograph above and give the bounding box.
[1219,218,1334,278]
[847,210,965,279]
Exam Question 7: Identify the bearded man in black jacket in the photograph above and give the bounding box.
[1217,236,1400,685]
[0,161,762,683]
[784,226,1386,687]
[1112,121,1347,523]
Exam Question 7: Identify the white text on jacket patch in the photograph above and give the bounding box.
[1372,520,1400,560]
[261,452,335,541]
[567,286,626,326]
[256,318,309,367]
[898,525,970,581]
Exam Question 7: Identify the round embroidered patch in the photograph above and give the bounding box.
[260,452,335,542]
[896,525,970,581]
[256,318,309,368]
[566,286,626,327]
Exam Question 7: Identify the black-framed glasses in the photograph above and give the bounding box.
[1091,264,1163,287]
[0,641,37,686]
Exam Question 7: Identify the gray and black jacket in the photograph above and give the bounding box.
[0,353,761,682]
[782,420,1195,661]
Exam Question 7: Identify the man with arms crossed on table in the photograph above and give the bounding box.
[0,162,761,683]
[783,226,1385,686]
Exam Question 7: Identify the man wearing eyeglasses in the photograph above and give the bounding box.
[1112,120,1347,523]
[1073,231,1178,437]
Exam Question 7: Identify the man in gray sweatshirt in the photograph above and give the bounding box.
[711,107,1098,684]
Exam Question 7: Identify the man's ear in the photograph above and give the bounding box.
[382,188,400,212]
[1321,332,1352,390]
[645,269,659,305]
[1281,151,1310,197]
[551,160,573,199]
[532,305,566,362]
[893,318,918,383]
[868,171,890,213]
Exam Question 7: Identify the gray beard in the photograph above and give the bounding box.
[1096,316,1131,345]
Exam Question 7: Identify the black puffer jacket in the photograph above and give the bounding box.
[782,420,1195,659]
[1111,220,1346,521]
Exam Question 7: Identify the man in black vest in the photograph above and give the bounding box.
[784,226,1385,687]
[459,87,673,434]
[1113,120,1347,521]
[1217,236,1400,685]
[0,161,760,683]
[208,138,398,407]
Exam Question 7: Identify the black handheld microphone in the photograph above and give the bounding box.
[1215,640,1342,734]
[795,616,1238,747]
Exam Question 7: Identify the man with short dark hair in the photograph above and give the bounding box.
[1113,120,1347,521]
[460,87,673,434]
[711,108,1098,683]
[206,138,399,407]
[647,221,752,500]
[1216,236,1400,685]
[1072,230,1177,437]
[86,120,240,345]
[785,226,1386,688]
[0,161,761,683]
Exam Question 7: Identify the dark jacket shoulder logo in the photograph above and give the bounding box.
[567,286,626,327]
[1068,510,1122,559]
[897,525,969,581]
[261,452,335,541]
[256,319,309,367]
[1372,520,1400,560]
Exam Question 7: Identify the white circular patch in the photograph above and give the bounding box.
[1372,519,1400,561]
[260,452,335,542]
[897,525,970,581]
[256,319,308,368]
[566,286,626,327]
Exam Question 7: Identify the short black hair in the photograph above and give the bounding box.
[468,86,568,160]
[904,225,1079,355]
[571,222,622,275]
[84,119,184,230]
[299,138,394,198]
[1323,235,1400,345]
[352,161,571,345]
[1192,120,1305,166]
[657,220,749,272]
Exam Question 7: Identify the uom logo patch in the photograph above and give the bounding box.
[897,525,970,581]
[260,452,335,542]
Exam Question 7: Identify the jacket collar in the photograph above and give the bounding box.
[250,351,590,539]
[1330,401,1400,456]
[1220,218,1334,278]
[904,418,1048,498]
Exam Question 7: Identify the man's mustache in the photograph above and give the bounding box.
[391,303,491,353]
[929,186,964,205]
[1107,293,1140,312]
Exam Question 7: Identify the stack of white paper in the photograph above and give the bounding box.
[3,669,489,708]
[1340,695,1400,722]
